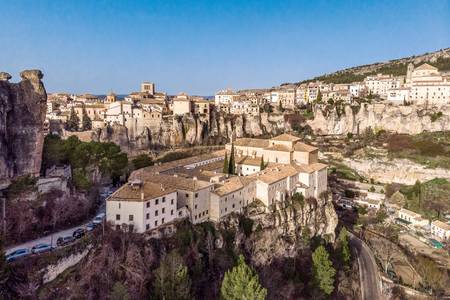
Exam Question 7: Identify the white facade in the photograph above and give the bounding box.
[364,74,402,98]
[430,220,450,241]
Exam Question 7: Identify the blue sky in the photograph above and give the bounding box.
[1,0,449,95]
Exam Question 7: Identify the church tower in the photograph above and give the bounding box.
[406,63,414,84]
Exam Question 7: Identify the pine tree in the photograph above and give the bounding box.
[312,245,336,295]
[223,152,229,174]
[228,143,235,175]
[82,107,92,131]
[66,107,80,131]
[220,255,267,300]
[154,250,191,300]
[259,156,265,171]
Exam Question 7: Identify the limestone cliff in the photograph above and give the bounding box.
[92,112,290,152]
[0,70,47,188]
[308,103,450,135]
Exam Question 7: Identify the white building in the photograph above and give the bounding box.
[397,208,428,227]
[364,74,402,99]
[215,89,240,107]
[387,87,410,104]
[430,220,450,241]
[407,63,450,105]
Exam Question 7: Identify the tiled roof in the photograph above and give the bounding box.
[236,156,262,166]
[134,173,213,192]
[415,63,438,71]
[432,220,450,231]
[264,144,291,152]
[213,176,256,196]
[233,138,270,148]
[109,182,176,202]
[270,133,301,142]
[294,142,318,152]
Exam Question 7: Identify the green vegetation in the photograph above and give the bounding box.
[223,152,229,174]
[429,111,443,122]
[329,161,365,181]
[399,178,450,219]
[228,144,236,175]
[220,255,267,300]
[42,134,128,188]
[415,255,448,296]
[131,154,153,170]
[66,107,80,131]
[260,156,266,171]
[154,250,191,300]
[312,245,336,295]
[110,282,130,300]
[81,107,92,131]
[4,175,37,199]
[337,228,351,268]
[387,131,450,169]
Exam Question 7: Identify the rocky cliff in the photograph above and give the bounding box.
[308,103,450,135]
[0,70,47,188]
[91,111,290,153]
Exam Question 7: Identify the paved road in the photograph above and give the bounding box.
[349,233,383,300]
[5,202,106,256]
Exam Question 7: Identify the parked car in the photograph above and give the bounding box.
[31,243,54,254]
[86,222,97,231]
[73,228,86,239]
[57,236,75,246]
[93,213,106,225]
[6,248,30,262]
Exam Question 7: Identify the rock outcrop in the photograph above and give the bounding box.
[89,112,290,153]
[0,70,47,188]
[308,103,450,135]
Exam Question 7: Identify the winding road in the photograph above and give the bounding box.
[349,232,383,300]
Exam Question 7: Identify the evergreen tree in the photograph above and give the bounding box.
[228,143,236,175]
[110,282,130,300]
[81,107,92,131]
[316,89,322,102]
[66,107,80,131]
[154,250,191,300]
[338,228,351,266]
[312,245,336,295]
[259,156,265,171]
[223,152,229,174]
[220,255,267,300]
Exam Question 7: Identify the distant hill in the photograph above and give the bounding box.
[283,47,450,86]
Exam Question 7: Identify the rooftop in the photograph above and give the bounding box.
[270,133,301,142]
[233,138,270,148]
[432,220,450,231]
[109,181,176,202]
[415,63,438,71]
[294,142,318,153]
[133,173,213,192]
[213,176,256,196]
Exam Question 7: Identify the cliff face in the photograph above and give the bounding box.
[0,70,47,188]
[92,112,289,152]
[308,103,450,135]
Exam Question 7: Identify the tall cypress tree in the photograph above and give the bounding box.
[82,107,92,131]
[66,107,80,131]
[259,156,265,171]
[223,152,229,174]
[228,143,235,175]
[220,255,267,300]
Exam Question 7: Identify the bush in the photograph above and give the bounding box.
[132,154,153,170]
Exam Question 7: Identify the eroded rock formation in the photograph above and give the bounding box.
[308,103,450,135]
[0,70,47,188]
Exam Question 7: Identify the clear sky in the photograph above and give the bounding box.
[1,0,449,95]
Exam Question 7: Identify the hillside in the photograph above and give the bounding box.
[288,47,450,85]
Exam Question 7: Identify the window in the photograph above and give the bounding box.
[146,213,149,220]
[162,208,165,214]
[129,215,134,221]
[162,197,166,203]
[116,214,120,221]
[155,210,158,216]
[155,220,158,226]
[162,218,165,224]
[146,202,150,208]
[171,199,174,204]
[155,199,159,205]
[194,215,197,220]
[116,225,121,230]
[171,209,174,215]
[195,193,198,198]
[146,224,150,230]
[185,193,189,197]
[232,204,235,208]
[194,204,198,209]
[225,207,228,212]
[206,210,208,214]
[179,211,182,216]
[118,203,121,209]
[128,224,134,232]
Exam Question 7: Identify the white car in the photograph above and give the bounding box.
[93,213,106,225]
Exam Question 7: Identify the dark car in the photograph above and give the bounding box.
[57,236,75,246]
[73,228,86,239]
